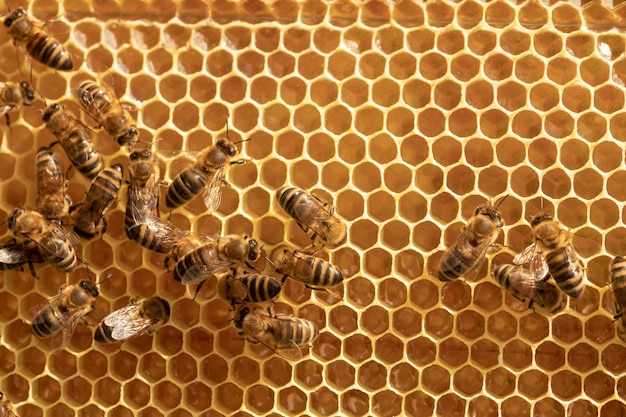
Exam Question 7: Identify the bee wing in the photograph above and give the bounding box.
[73,83,112,121]
[180,245,233,285]
[105,304,152,340]
[0,105,14,119]
[444,226,493,281]
[201,167,225,212]
[0,243,37,264]
[513,243,548,281]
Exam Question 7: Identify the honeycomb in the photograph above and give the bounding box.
[1,0,626,416]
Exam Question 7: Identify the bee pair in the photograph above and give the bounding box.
[30,278,169,344]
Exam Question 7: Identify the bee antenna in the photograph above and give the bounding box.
[495,194,509,208]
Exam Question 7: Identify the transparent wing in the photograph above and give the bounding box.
[0,244,32,264]
[201,167,225,212]
[73,82,113,121]
[180,244,234,285]
[513,243,549,280]
[450,227,494,281]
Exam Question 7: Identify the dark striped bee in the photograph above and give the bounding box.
[69,164,123,238]
[492,264,566,314]
[126,215,185,255]
[513,213,585,298]
[31,279,99,339]
[173,234,261,286]
[234,306,319,357]
[276,186,347,248]
[125,148,160,226]
[35,146,70,222]
[269,245,343,296]
[609,256,626,342]
[7,207,77,273]
[94,296,170,343]
[43,103,103,179]
[0,80,34,125]
[4,7,73,71]
[72,80,137,146]
[165,137,247,211]
[0,389,19,417]
[0,239,44,276]
[437,199,505,282]
[220,272,283,305]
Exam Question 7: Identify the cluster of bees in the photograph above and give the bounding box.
[434,198,626,327]
[0,7,355,413]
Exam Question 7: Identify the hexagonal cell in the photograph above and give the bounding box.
[389,362,418,393]
[503,339,532,371]
[138,352,166,383]
[153,380,182,411]
[124,379,150,408]
[470,339,499,370]
[584,371,614,402]
[552,370,582,401]
[485,367,515,398]
[536,341,565,371]
[424,308,453,339]
[519,369,548,399]
[363,248,392,279]
[438,337,468,368]
[602,344,626,375]
[580,57,610,86]
[392,307,421,338]
[407,336,436,367]
[277,386,307,415]
[353,162,381,192]
[94,376,121,407]
[585,315,614,344]
[184,382,212,412]
[453,365,483,397]
[111,350,138,381]
[340,389,369,417]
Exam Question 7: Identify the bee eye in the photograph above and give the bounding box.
[129,152,139,161]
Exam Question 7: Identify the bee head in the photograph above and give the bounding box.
[530,213,553,228]
[3,8,24,27]
[475,205,503,228]
[79,280,100,298]
[233,306,250,329]
[130,149,151,161]
[6,207,23,230]
[42,103,61,122]
[215,138,238,157]
[117,126,138,146]
[19,81,35,105]
[247,238,261,262]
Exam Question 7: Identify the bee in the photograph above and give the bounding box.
[3,7,73,71]
[269,245,344,295]
[493,264,566,314]
[0,80,34,125]
[513,213,585,298]
[42,103,104,179]
[437,199,505,282]
[0,390,19,417]
[0,239,44,276]
[94,296,170,343]
[31,279,99,339]
[7,207,77,273]
[35,146,70,222]
[125,148,160,227]
[234,306,319,355]
[173,234,261,286]
[276,186,347,248]
[220,272,283,306]
[609,256,626,342]
[165,137,247,211]
[126,215,185,255]
[69,164,123,238]
[72,80,138,146]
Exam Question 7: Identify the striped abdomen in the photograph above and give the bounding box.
[438,245,477,282]
[546,248,584,298]
[25,31,72,71]
[300,256,344,287]
[39,230,77,273]
[239,274,282,303]
[61,126,103,179]
[275,317,319,349]
[165,166,208,208]
[31,305,66,337]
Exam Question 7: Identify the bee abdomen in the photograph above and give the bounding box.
[546,248,584,298]
[31,311,61,337]
[65,131,103,179]
[41,236,77,273]
[166,168,208,208]
[94,324,114,343]
[309,258,343,287]
[242,274,282,302]
[126,222,175,254]
[438,247,476,282]
[25,32,72,71]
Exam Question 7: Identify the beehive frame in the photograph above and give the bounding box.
[0,0,626,416]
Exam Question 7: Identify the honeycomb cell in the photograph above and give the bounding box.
[421,364,450,395]
[341,389,369,417]
[595,85,625,114]
[552,370,582,401]
[568,400,597,417]
[277,386,307,415]
[94,377,120,407]
[124,379,150,408]
[536,341,566,372]
[436,30,464,55]
[578,111,607,142]
[439,337,468,368]
[519,369,549,400]
[389,53,417,80]
[446,165,475,196]
[215,382,243,412]
[602,344,626,375]
[360,305,389,336]
[485,367,515,398]
[153,381,182,411]
[419,52,447,80]
[424,308,453,339]
[364,248,392,278]
[584,315,614,344]
[519,314,548,344]
[581,57,610,86]
[584,371,614,402]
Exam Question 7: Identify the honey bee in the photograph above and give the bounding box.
[126,215,185,255]
[35,146,70,222]
[0,389,19,417]
[0,80,34,125]
[94,296,170,343]
[7,207,77,273]
[513,213,585,298]
[269,245,343,300]
[31,279,99,339]
[125,148,160,227]
[72,80,138,146]
[173,234,261,286]
[493,264,566,313]
[0,239,44,276]
[609,256,626,342]
[276,186,347,248]
[69,164,123,238]
[220,272,283,306]
[437,199,505,282]
[234,306,319,356]
[3,7,73,71]
[165,137,247,211]
[42,103,104,179]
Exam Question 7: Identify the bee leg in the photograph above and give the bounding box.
[27,262,38,278]
[192,281,206,301]
[279,274,288,284]
[4,112,10,127]
[100,218,108,238]
[614,312,623,321]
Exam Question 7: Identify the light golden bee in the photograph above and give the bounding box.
[94,296,170,343]
[270,245,344,293]
[0,80,34,125]
[31,279,99,339]
[276,186,347,248]
[220,273,283,305]
[0,239,43,276]
[125,148,160,226]
[492,264,566,314]
[165,137,246,211]
[513,213,585,298]
[7,207,77,273]
[72,80,137,146]
[35,146,70,222]
[42,103,103,179]
[126,214,185,255]
[0,389,19,417]
[234,306,319,355]
[3,7,73,71]
[70,164,123,238]
[609,256,626,342]
[173,234,261,286]
[437,200,505,282]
